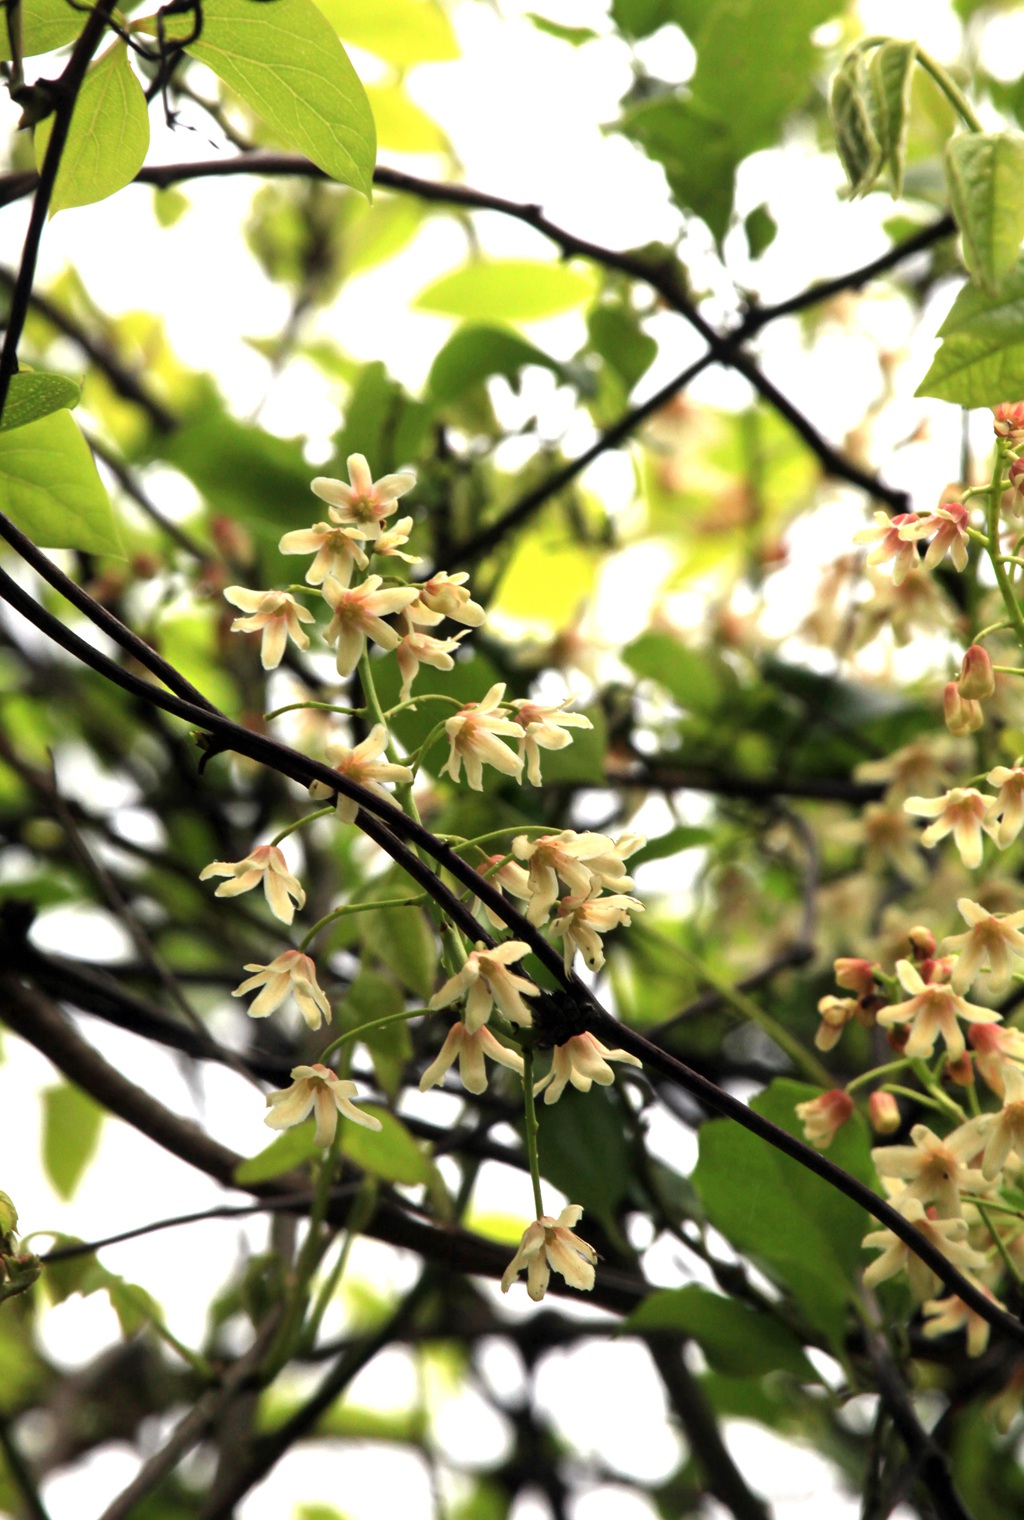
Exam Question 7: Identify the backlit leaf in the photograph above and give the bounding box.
[0,0,83,60]
[625,1284,818,1379]
[428,325,566,405]
[945,132,1024,294]
[314,0,458,65]
[916,257,1024,406]
[41,1083,103,1200]
[0,371,80,431]
[416,261,597,323]
[35,43,149,215]
[0,409,121,554]
[867,39,916,197]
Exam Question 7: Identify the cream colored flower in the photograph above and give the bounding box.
[418,1021,525,1095]
[500,1205,598,1300]
[876,958,1000,1061]
[265,1062,381,1147]
[871,1122,990,1217]
[972,1063,1024,1179]
[278,522,369,587]
[985,765,1024,848]
[904,787,990,869]
[861,1196,989,1301]
[854,741,952,801]
[372,516,421,564]
[968,1023,1024,1097]
[814,995,860,1052]
[475,854,533,931]
[199,844,306,926]
[898,502,970,572]
[232,950,331,1029]
[311,455,415,540]
[534,1032,642,1105]
[413,570,485,627]
[794,1089,854,1149]
[513,830,625,925]
[223,587,315,670]
[511,699,594,786]
[395,624,466,703]
[852,510,922,584]
[308,723,414,822]
[321,572,420,677]
[440,683,524,790]
[429,941,538,1032]
[922,1290,1000,1357]
[942,897,1024,994]
[550,891,644,974]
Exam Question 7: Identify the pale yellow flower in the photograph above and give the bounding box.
[534,1032,642,1105]
[413,570,485,627]
[512,830,626,925]
[500,1205,598,1301]
[898,502,970,572]
[475,854,533,931]
[861,1196,989,1301]
[972,1063,1024,1179]
[511,699,594,786]
[922,1290,1000,1357]
[942,897,1024,994]
[794,1089,854,1150]
[395,623,466,703]
[308,723,413,822]
[199,844,305,926]
[876,958,1000,1061]
[278,522,369,587]
[321,572,420,677]
[550,891,644,974]
[265,1063,381,1147]
[968,1023,1024,1096]
[372,515,421,564]
[852,510,922,584]
[871,1122,990,1218]
[904,787,991,869]
[440,683,524,790]
[223,587,315,670]
[418,1021,525,1095]
[232,950,331,1029]
[985,765,1024,848]
[429,941,538,1032]
[311,455,415,540]
[814,995,860,1052]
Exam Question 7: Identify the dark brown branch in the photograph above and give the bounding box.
[615,762,886,806]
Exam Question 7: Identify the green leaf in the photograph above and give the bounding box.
[587,304,657,390]
[624,632,732,714]
[428,325,566,406]
[945,132,1024,295]
[357,870,437,999]
[366,83,448,154]
[629,825,712,868]
[234,1125,318,1184]
[0,0,84,60]
[41,1083,103,1200]
[532,1085,631,1221]
[177,0,376,197]
[830,53,880,196]
[105,1277,160,1337]
[743,203,777,260]
[341,1109,430,1185]
[867,39,916,197]
[915,257,1024,406]
[0,371,80,431]
[341,970,410,1099]
[314,0,458,65]
[617,97,736,243]
[416,261,598,323]
[691,1079,875,1348]
[625,1284,818,1380]
[34,43,149,215]
[0,409,121,555]
[527,13,599,44]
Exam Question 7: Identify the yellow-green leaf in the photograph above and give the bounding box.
[314,0,458,65]
[366,84,449,154]
[0,409,122,555]
[416,260,598,323]
[945,132,1024,294]
[234,1125,318,1184]
[35,43,149,215]
[916,256,1024,406]
[41,1083,104,1200]
[0,371,80,431]
[341,1109,430,1185]
[867,39,915,197]
[0,0,83,60]
[178,0,376,198]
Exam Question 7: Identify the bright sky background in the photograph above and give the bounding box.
[1,0,1011,1514]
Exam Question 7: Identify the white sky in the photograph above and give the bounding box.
[0,0,999,1514]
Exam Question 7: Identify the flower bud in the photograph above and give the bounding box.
[907,925,937,961]
[944,681,984,737]
[833,957,877,997]
[993,402,1024,440]
[945,1051,975,1088]
[919,954,955,985]
[868,1090,901,1134]
[957,645,996,701]
[794,1089,854,1150]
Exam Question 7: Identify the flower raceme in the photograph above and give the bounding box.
[898,503,971,573]
[512,830,643,926]
[308,723,414,822]
[199,845,306,926]
[534,1033,642,1105]
[429,942,538,1032]
[232,950,332,1030]
[510,699,594,786]
[223,587,315,670]
[942,897,1024,994]
[501,1205,598,1301]
[265,1064,381,1148]
[321,573,420,678]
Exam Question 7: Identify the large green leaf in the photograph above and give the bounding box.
[916,258,1024,406]
[625,1284,818,1380]
[0,408,121,554]
[0,371,80,431]
[314,0,458,65]
[617,97,736,243]
[532,1085,632,1221]
[41,1083,104,1200]
[691,1079,875,1348]
[624,632,733,714]
[235,1125,318,1184]
[341,1109,430,1185]
[428,325,566,405]
[357,870,437,999]
[416,261,597,323]
[0,0,83,60]
[34,43,150,214]
[945,132,1024,295]
[171,0,375,197]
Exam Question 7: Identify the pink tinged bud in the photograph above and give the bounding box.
[794,1089,855,1149]
[993,402,1024,439]
[907,926,937,961]
[945,1051,975,1088]
[957,645,995,701]
[944,681,983,737]
[833,957,877,997]
[868,1091,901,1135]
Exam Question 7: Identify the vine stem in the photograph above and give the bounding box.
[319,1005,431,1062]
[299,895,428,952]
[521,1047,545,1218]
